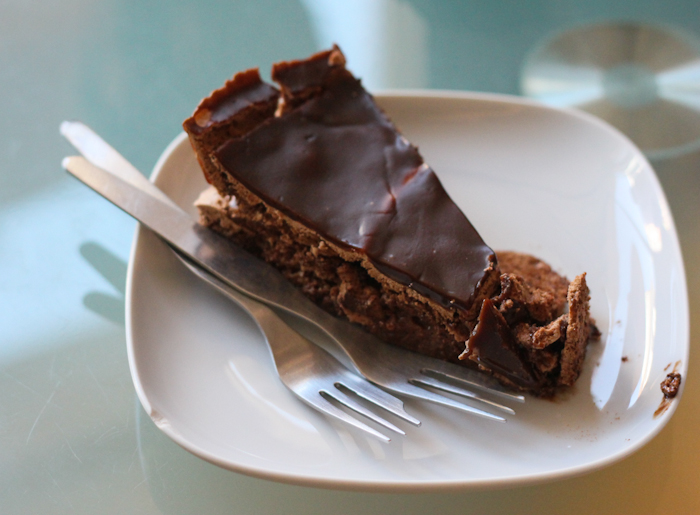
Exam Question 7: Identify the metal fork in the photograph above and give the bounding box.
[61,121,523,422]
[174,251,420,442]
[295,311,523,417]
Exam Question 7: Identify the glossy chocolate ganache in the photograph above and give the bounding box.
[215,63,495,313]
[184,46,597,395]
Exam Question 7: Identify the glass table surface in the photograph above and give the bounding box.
[2,1,699,513]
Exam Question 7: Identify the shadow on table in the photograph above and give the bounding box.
[80,242,127,326]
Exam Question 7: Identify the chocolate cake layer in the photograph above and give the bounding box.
[184,46,597,395]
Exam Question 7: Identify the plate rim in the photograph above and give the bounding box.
[125,90,689,492]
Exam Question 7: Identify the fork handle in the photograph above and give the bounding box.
[177,252,301,367]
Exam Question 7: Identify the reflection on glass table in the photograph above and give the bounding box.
[522,22,700,161]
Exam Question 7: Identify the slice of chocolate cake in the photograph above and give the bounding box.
[183,46,597,395]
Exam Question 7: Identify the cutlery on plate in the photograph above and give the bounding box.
[58,136,418,442]
[61,121,524,419]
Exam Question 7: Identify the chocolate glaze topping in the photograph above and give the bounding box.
[184,69,279,134]
[214,54,495,312]
[464,299,541,389]
[272,49,339,96]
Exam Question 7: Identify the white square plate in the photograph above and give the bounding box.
[126,92,688,492]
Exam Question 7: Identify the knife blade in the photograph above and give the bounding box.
[62,155,333,323]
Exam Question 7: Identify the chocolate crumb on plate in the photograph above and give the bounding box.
[661,372,682,398]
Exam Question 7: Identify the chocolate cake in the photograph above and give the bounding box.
[183,46,598,396]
